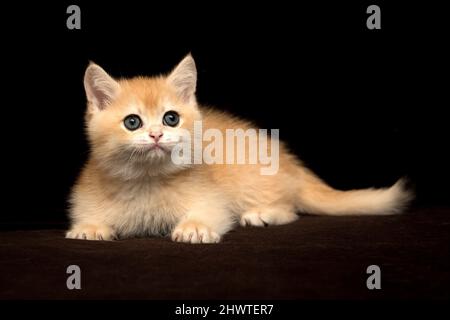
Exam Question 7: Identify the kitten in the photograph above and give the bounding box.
[66,54,413,243]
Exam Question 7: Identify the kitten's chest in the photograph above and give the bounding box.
[117,180,180,208]
[110,180,185,237]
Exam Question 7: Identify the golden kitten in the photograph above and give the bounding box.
[66,54,412,243]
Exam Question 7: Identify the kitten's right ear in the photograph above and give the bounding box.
[84,63,120,111]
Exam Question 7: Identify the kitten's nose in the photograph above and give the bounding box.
[149,132,163,142]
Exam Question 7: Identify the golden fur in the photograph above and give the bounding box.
[66,55,413,243]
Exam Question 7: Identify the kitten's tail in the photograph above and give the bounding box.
[296,168,413,216]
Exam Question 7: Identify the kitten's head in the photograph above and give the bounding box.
[83,54,201,179]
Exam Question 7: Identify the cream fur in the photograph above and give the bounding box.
[66,55,413,243]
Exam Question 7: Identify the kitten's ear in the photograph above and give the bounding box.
[84,63,120,111]
[167,54,197,103]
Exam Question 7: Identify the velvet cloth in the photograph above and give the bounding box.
[1,207,448,299]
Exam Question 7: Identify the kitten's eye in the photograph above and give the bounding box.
[162,111,180,127]
[123,114,142,131]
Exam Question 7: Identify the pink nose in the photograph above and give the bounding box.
[149,132,163,142]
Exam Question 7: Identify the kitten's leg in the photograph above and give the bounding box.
[66,223,116,241]
[240,205,298,227]
[171,201,233,244]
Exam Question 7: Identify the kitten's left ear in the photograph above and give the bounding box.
[167,54,197,104]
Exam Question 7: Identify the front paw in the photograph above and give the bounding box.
[171,221,221,244]
[66,224,116,241]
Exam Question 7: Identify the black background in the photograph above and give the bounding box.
[2,1,449,227]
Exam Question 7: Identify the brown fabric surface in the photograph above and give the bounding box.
[0,207,449,300]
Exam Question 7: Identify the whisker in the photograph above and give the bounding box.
[128,148,138,163]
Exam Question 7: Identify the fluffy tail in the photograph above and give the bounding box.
[296,168,413,216]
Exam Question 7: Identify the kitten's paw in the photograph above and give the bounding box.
[240,212,268,227]
[240,208,298,227]
[66,224,116,241]
[171,221,221,244]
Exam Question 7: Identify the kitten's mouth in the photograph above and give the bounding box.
[135,143,170,153]
[150,144,168,152]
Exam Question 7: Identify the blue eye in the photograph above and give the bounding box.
[123,114,142,131]
[163,111,180,127]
